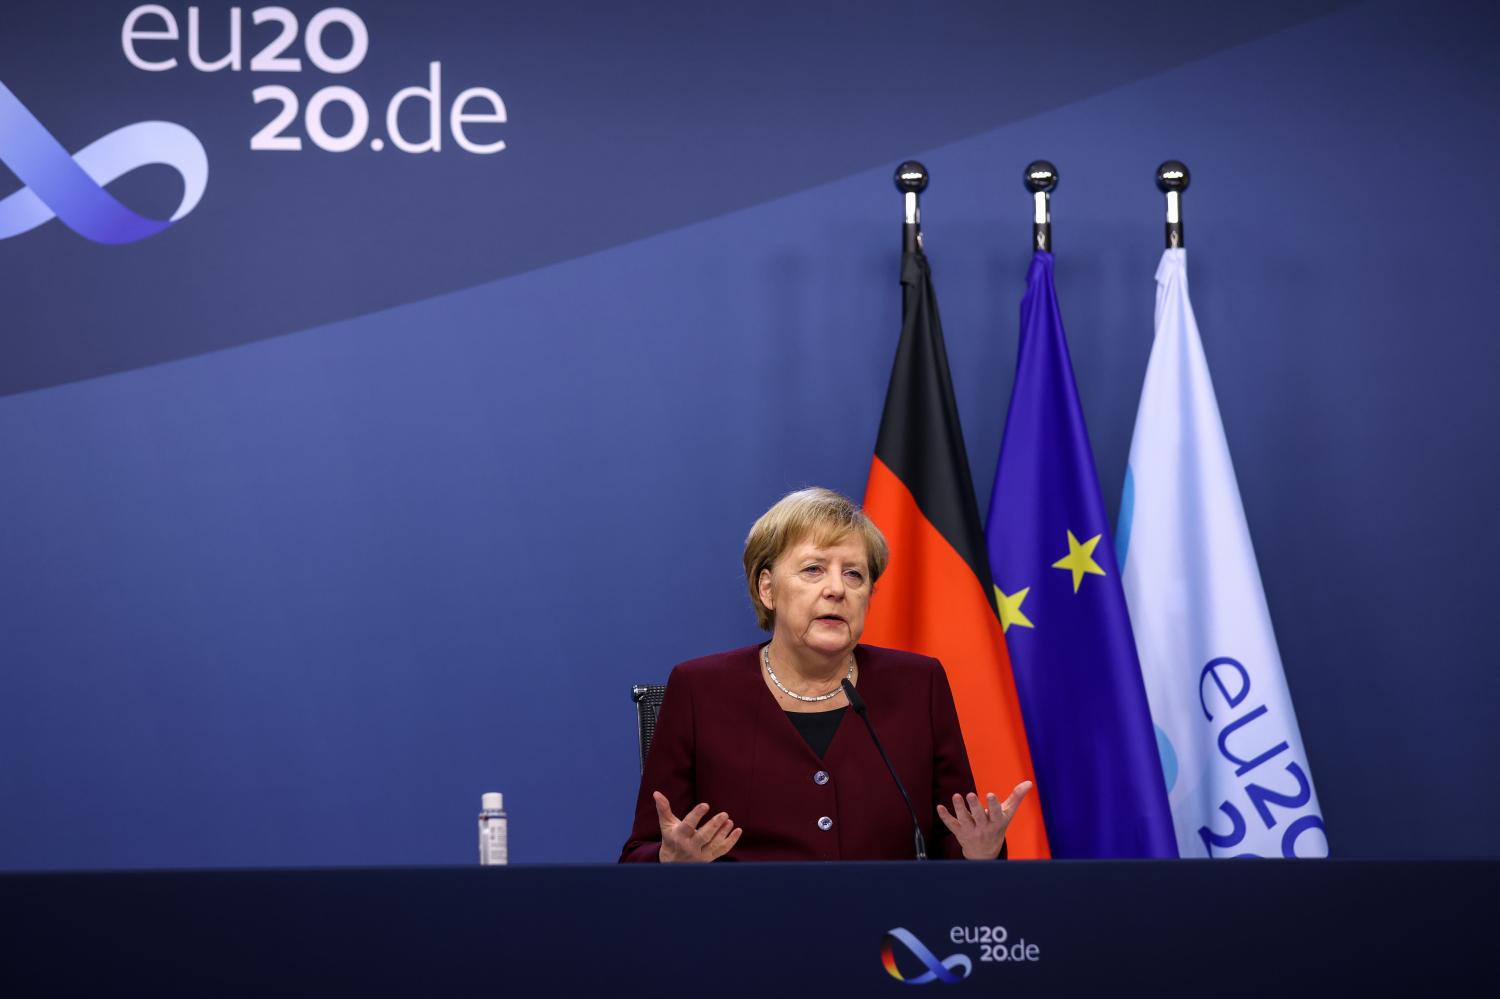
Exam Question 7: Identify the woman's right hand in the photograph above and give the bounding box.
[653,791,742,863]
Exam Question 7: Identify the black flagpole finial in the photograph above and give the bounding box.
[1156,160,1190,249]
[895,161,928,254]
[1024,160,1058,252]
[894,160,929,195]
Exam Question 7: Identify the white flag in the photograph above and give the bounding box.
[1117,248,1327,858]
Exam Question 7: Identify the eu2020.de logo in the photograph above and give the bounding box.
[881,925,1041,984]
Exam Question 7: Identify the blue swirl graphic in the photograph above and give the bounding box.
[884,928,973,985]
[0,80,207,244]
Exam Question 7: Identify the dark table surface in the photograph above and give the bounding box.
[1,859,1492,996]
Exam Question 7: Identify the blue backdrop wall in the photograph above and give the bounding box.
[2,0,1495,868]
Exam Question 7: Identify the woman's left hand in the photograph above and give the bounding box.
[937,781,1034,860]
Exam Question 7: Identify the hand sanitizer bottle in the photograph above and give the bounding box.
[479,792,508,866]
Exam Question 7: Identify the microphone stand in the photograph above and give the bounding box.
[842,679,927,860]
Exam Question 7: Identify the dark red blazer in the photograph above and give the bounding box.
[620,643,982,862]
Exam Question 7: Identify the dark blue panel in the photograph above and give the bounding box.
[1,863,1493,994]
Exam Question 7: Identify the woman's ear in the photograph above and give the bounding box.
[757,567,775,612]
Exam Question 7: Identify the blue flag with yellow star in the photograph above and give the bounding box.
[984,250,1176,858]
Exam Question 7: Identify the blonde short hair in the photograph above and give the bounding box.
[743,487,889,631]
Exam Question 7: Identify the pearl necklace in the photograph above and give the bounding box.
[762,645,854,703]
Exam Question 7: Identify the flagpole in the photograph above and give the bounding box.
[1023,160,1057,252]
[894,160,928,255]
[1155,160,1190,248]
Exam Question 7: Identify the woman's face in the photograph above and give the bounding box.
[759,534,872,660]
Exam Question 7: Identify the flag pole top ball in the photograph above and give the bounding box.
[1156,161,1190,193]
[894,161,929,194]
[1023,161,1058,194]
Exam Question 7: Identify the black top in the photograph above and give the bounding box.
[784,707,847,759]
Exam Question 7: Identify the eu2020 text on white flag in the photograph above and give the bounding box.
[1115,248,1327,858]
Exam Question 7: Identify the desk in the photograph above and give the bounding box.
[1,860,1490,995]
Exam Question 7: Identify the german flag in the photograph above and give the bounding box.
[862,244,1051,860]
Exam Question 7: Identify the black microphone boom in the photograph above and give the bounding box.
[842,679,928,861]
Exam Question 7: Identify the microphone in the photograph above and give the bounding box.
[842,678,927,860]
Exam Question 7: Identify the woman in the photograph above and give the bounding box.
[620,487,1031,862]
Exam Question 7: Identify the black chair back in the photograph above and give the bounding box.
[631,684,667,773]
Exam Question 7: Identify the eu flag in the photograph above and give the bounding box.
[984,251,1176,858]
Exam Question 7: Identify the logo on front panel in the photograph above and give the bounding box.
[881,928,972,985]
[881,924,1042,984]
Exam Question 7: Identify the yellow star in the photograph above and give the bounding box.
[994,585,1034,634]
[1051,531,1106,592]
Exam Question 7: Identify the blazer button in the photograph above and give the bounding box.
[813,770,830,785]
[817,816,833,831]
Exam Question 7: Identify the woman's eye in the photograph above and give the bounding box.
[801,565,822,575]
[845,570,865,583]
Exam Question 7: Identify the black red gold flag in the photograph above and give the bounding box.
[862,248,1050,859]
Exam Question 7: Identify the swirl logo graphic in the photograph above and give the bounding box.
[0,81,207,244]
[881,928,973,985]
